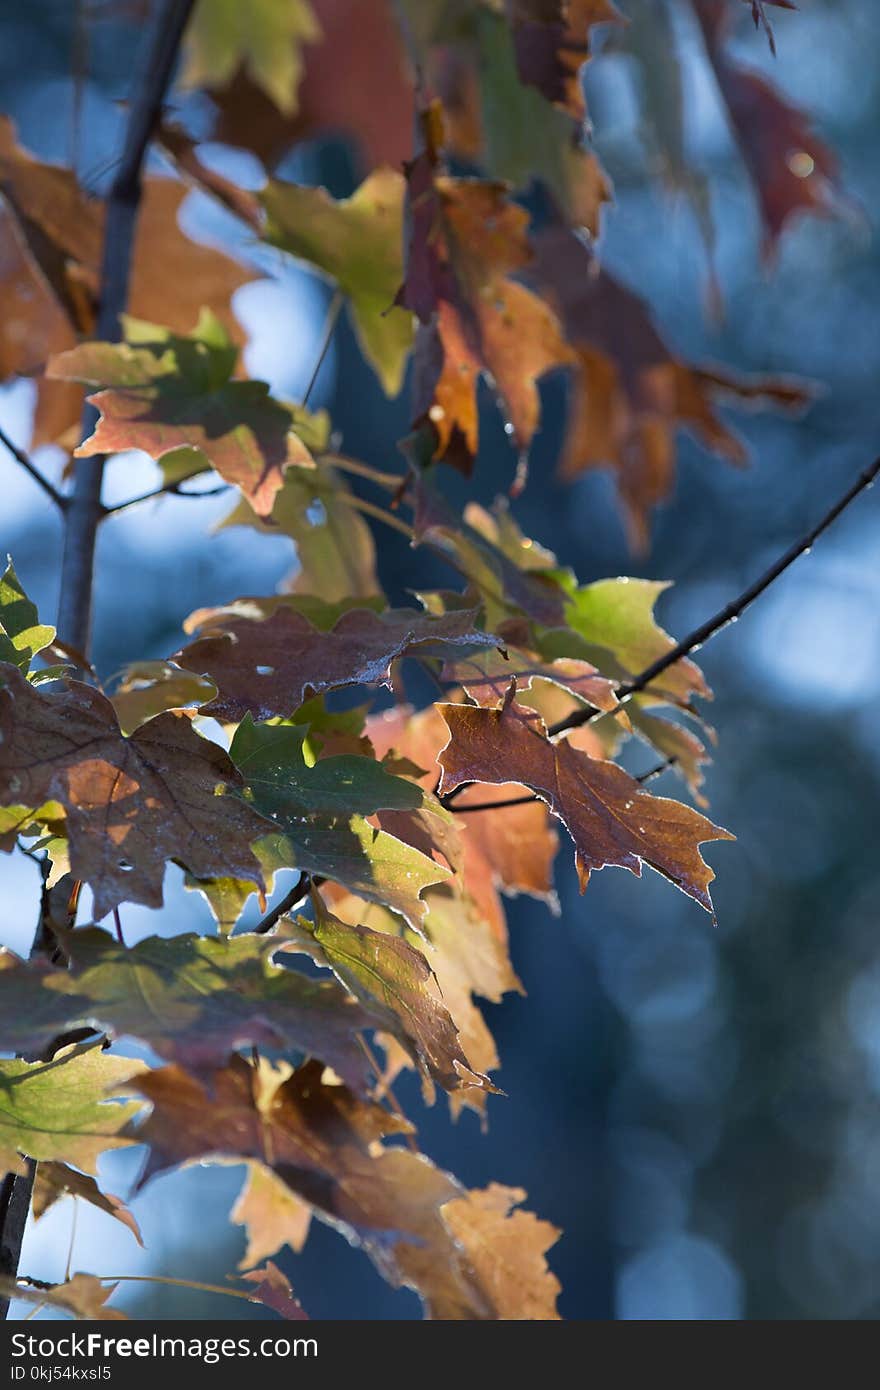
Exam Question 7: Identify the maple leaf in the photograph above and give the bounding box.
[41,929,375,1092]
[530,226,810,547]
[110,661,218,735]
[228,716,449,929]
[241,1262,309,1320]
[221,462,381,602]
[0,1046,144,1176]
[0,119,255,447]
[127,1055,556,1317]
[230,1162,312,1268]
[0,1273,127,1321]
[181,0,321,113]
[412,481,570,632]
[261,170,413,396]
[444,643,618,713]
[0,559,54,674]
[32,1163,143,1247]
[695,1,841,256]
[0,951,93,1056]
[503,0,624,120]
[176,604,497,722]
[549,575,710,708]
[369,701,559,905]
[327,878,522,1120]
[49,312,313,518]
[437,697,733,912]
[284,894,495,1100]
[397,103,572,477]
[0,663,272,918]
[364,700,545,1112]
[202,0,413,174]
[440,1183,561,1320]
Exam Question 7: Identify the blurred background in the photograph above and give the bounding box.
[2,0,880,1320]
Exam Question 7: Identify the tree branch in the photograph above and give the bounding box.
[0,426,65,511]
[442,452,880,811]
[548,453,880,737]
[0,0,197,1323]
[56,0,196,654]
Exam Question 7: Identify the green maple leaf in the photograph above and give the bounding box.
[261,169,413,396]
[181,0,321,113]
[230,717,449,929]
[0,1047,144,1176]
[0,558,54,675]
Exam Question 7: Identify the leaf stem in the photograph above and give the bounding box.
[253,873,311,935]
[302,289,344,409]
[0,426,65,511]
[345,494,415,539]
[321,455,404,492]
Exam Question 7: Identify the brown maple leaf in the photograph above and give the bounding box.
[0,118,256,448]
[437,697,733,912]
[0,663,271,918]
[205,0,414,174]
[531,225,810,547]
[175,605,498,722]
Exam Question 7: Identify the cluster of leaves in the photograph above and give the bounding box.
[0,0,842,1320]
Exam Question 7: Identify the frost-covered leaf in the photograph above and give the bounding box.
[177,605,497,722]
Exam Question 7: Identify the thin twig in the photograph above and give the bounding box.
[112,907,125,946]
[549,454,880,737]
[17,1273,262,1305]
[253,874,311,934]
[56,0,197,654]
[0,426,65,511]
[302,289,344,408]
[102,478,231,517]
[448,791,537,816]
[438,455,880,811]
